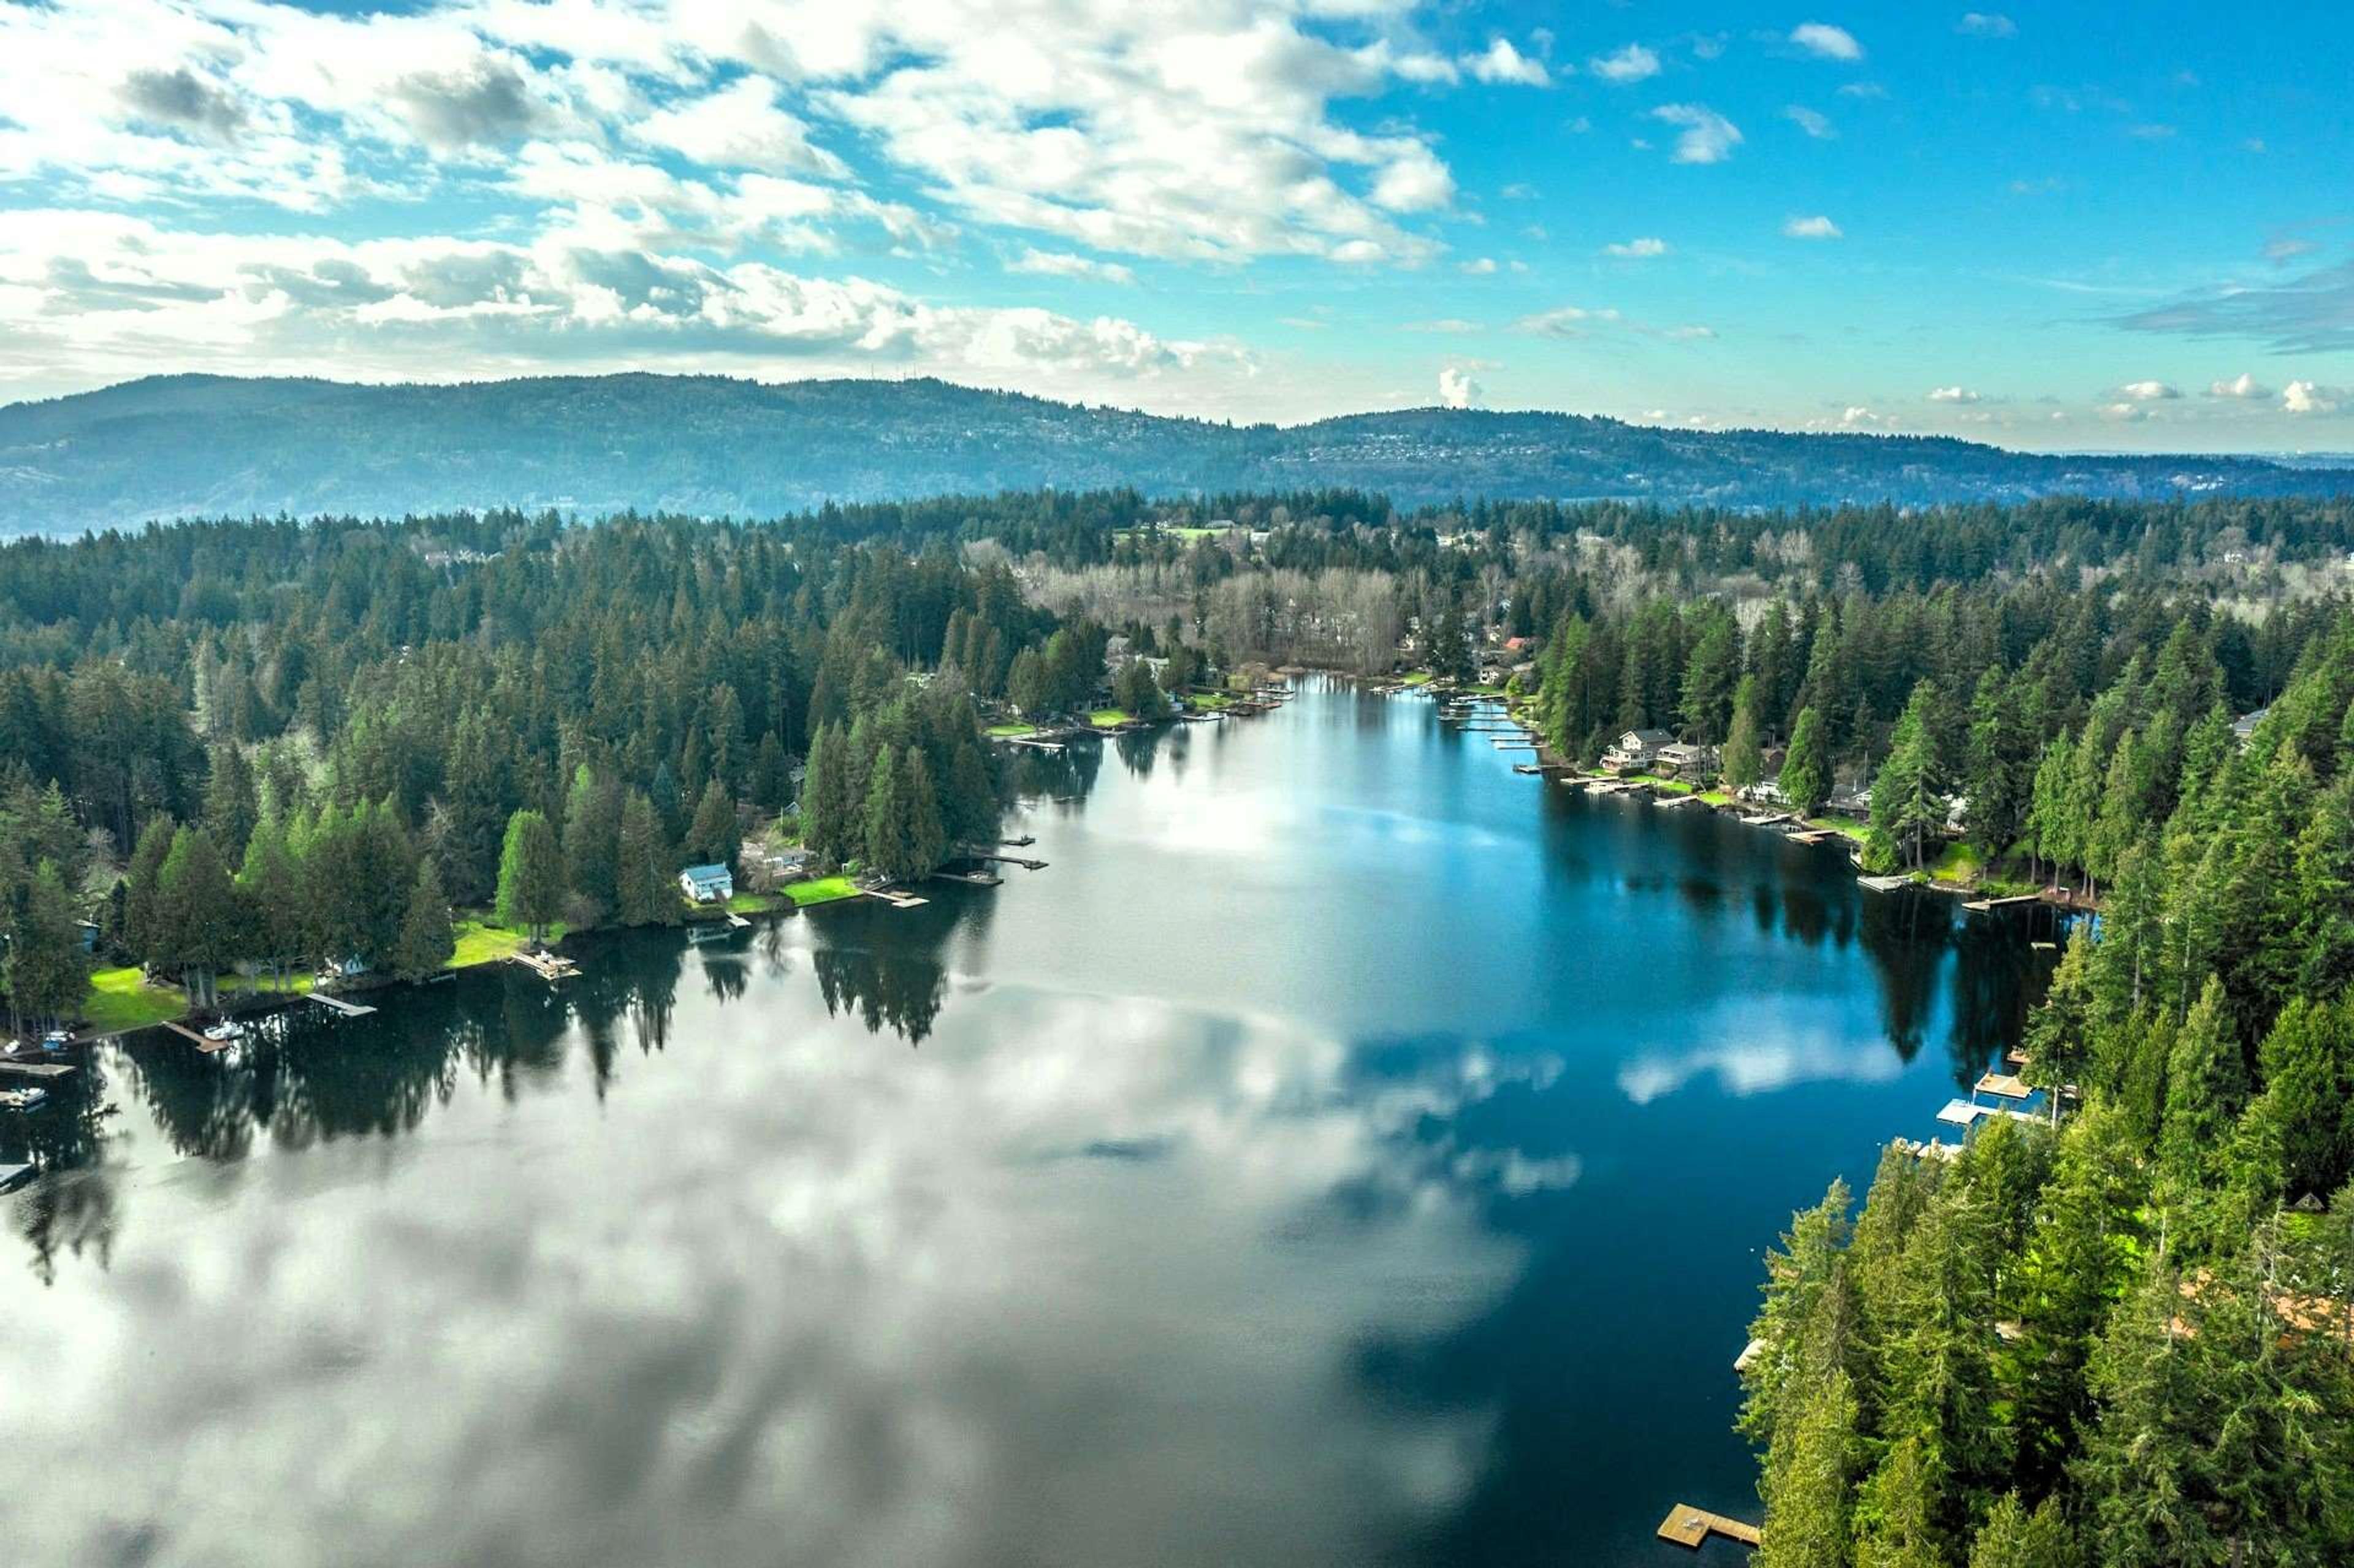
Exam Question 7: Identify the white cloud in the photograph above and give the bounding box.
[1782,215,1843,240]
[1462,38,1551,88]
[1588,44,1660,84]
[1956,13,2017,38]
[1515,305,1623,337]
[1437,366,1482,407]
[2284,380,2344,415]
[2117,379,2181,401]
[1790,22,1864,61]
[631,77,847,178]
[1603,237,1669,259]
[1650,104,1742,165]
[1403,318,1480,334]
[2207,372,2269,399]
[1929,386,1981,403]
[0,209,1253,403]
[1006,248,1135,285]
[1784,105,1835,140]
[1458,257,1498,275]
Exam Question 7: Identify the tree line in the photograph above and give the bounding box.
[1739,608,2354,1566]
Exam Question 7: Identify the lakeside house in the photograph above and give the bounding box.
[1655,742,1720,778]
[2234,707,2269,747]
[1603,728,1675,772]
[679,863,734,904]
[1826,766,1874,819]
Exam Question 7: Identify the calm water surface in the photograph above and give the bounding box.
[1,680,2051,1567]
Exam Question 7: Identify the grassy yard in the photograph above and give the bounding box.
[1401,670,1434,685]
[986,721,1040,737]
[1186,689,1235,710]
[1088,707,1134,728]
[221,972,314,999]
[1804,817,1872,846]
[448,918,540,969]
[82,966,187,1033]
[782,875,861,907]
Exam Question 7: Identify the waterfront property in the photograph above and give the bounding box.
[678,862,734,903]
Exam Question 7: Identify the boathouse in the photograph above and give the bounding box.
[1604,728,1675,772]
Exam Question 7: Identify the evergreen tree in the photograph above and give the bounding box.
[202,742,259,864]
[154,825,237,1009]
[390,855,454,980]
[1723,674,1767,791]
[2160,976,2246,1187]
[123,814,177,961]
[494,809,563,943]
[614,790,676,926]
[561,764,622,921]
[684,778,739,868]
[901,745,947,877]
[4,860,89,1031]
[1781,706,1831,816]
[863,745,912,881]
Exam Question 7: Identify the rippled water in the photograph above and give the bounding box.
[0,679,2052,1566]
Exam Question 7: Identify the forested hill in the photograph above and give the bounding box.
[1,373,2341,535]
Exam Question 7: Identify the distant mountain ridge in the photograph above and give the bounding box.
[0,372,2339,535]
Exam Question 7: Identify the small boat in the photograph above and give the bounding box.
[0,1087,49,1111]
[201,1019,248,1044]
[40,1029,70,1052]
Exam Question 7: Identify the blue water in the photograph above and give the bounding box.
[0,679,2048,1566]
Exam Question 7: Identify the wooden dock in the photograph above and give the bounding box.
[999,835,1037,848]
[1857,873,1913,893]
[1658,1504,1762,1550]
[0,1060,74,1079]
[307,992,377,1018]
[1974,1072,2032,1100]
[1963,893,2040,913]
[1938,1098,2043,1128]
[509,950,580,981]
[931,869,1004,887]
[163,1020,233,1054]
[863,886,930,909]
[962,852,1048,870]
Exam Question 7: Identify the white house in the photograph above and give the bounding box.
[678,863,734,903]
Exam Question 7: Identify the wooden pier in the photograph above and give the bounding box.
[163,1020,233,1054]
[1962,893,2040,914]
[1658,1504,1762,1550]
[962,852,1048,870]
[0,1060,74,1079]
[307,992,377,1018]
[1974,1071,2032,1100]
[1857,873,1913,893]
[931,869,1004,887]
[509,949,580,981]
[999,835,1037,848]
[863,886,930,909]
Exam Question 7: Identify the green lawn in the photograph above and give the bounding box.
[221,972,314,998]
[1401,670,1434,685]
[83,966,187,1033]
[448,918,544,969]
[1088,708,1134,728]
[1804,816,1872,845]
[1186,689,1235,710]
[986,721,1040,737]
[782,875,861,907]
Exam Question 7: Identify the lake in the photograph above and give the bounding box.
[0,679,2051,1567]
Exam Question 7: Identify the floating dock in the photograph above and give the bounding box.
[0,1060,74,1079]
[307,992,377,1018]
[864,886,930,909]
[1938,1098,2043,1127]
[931,869,1004,888]
[962,853,1048,870]
[1657,1504,1762,1550]
[1857,873,1913,893]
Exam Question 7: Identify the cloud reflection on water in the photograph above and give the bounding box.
[0,976,1555,1568]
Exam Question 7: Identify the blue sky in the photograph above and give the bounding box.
[1,0,2348,449]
